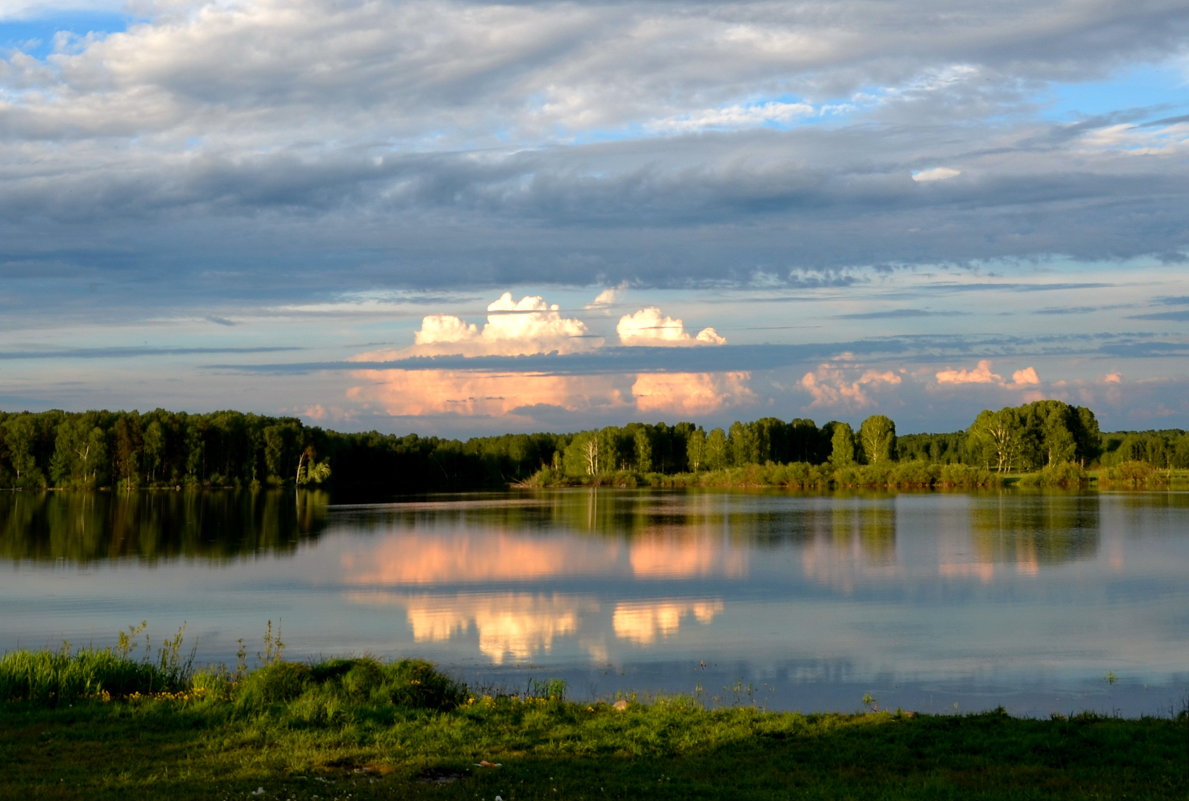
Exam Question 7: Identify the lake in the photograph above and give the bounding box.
[2,488,1186,717]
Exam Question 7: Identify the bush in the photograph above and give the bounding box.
[1103,460,1166,488]
[308,656,386,702]
[234,657,467,717]
[235,661,311,709]
[379,659,467,711]
[890,460,937,488]
[937,464,999,488]
[1018,461,1088,488]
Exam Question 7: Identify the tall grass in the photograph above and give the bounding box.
[1,622,467,721]
[0,622,194,705]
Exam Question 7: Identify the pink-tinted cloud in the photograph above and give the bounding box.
[340,531,622,585]
[632,371,752,415]
[935,359,1041,389]
[799,357,903,410]
[348,368,752,419]
[935,359,1001,385]
[347,369,631,417]
[345,292,750,424]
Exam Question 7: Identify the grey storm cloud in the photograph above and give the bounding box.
[2,0,1189,318]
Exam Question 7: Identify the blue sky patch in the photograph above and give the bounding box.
[1043,64,1188,121]
[1,12,131,59]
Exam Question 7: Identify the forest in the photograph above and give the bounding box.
[0,401,1186,492]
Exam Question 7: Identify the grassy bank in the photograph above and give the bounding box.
[2,642,1186,800]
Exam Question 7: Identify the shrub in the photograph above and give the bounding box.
[937,463,999,488]
[890,460,937,488]
[236,656,466,717]
[379,659,467,711]
[308,656,386,702]
[235,661,311,709]
[1103,460,1165,488]
[1018,461,1088,488]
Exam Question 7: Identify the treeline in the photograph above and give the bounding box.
[1,401,1186,491]
[535,400,1109,488]
[0,409,558,491]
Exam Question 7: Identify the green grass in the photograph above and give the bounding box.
[0,625,193,706]
[1,646,1186,800]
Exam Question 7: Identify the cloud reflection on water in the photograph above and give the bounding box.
[333,492,1122,668]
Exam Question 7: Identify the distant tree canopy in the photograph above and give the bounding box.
[0,400,1182,491]
[964,400,1102,472]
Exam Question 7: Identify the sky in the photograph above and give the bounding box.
[1,0,1188,438]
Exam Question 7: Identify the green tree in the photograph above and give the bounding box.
[828,422,856,467]
[966,407,1024,473]
[686,428,707,472]
[50,413,108,488]
[1,413,44,487]
[142,419,166,484]
[859,415,897,464]
[968,401,1102,472]
[184,417,206,484]
[112,414,143,488]
[704,428,728,471]
[597,427,624,473]
[787,418,824,464]
[633,427,653,473]
[728,421,759,467]
[296,445,331,485]
[562,431,600,477]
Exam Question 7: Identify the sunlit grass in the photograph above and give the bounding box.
[2,634,1186,800]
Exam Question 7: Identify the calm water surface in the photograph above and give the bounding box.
[2,488,1186,717]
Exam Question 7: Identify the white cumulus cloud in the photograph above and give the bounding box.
[617,307,726,347]
[356,292,598,359]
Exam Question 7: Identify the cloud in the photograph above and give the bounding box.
[347,369,629,419]
[584,283,628,312]
[617,307,726,346]
[2,0,1188,320]
[935,359,1002,385]
[343,292,751,421]
[935,359,1041,389]
[1011,367,1040,386]
[911,167,961,182]
[347,367,754,420]
[632,372,752,415]
[799,357,903,411]
[0,345,300,360]
[646,101,817,134]
[5,0,1189,435]
[0,1,125,19]
[356,292,598,360]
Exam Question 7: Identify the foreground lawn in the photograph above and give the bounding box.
[1,645,1185,800]
[3,694,1187,800]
